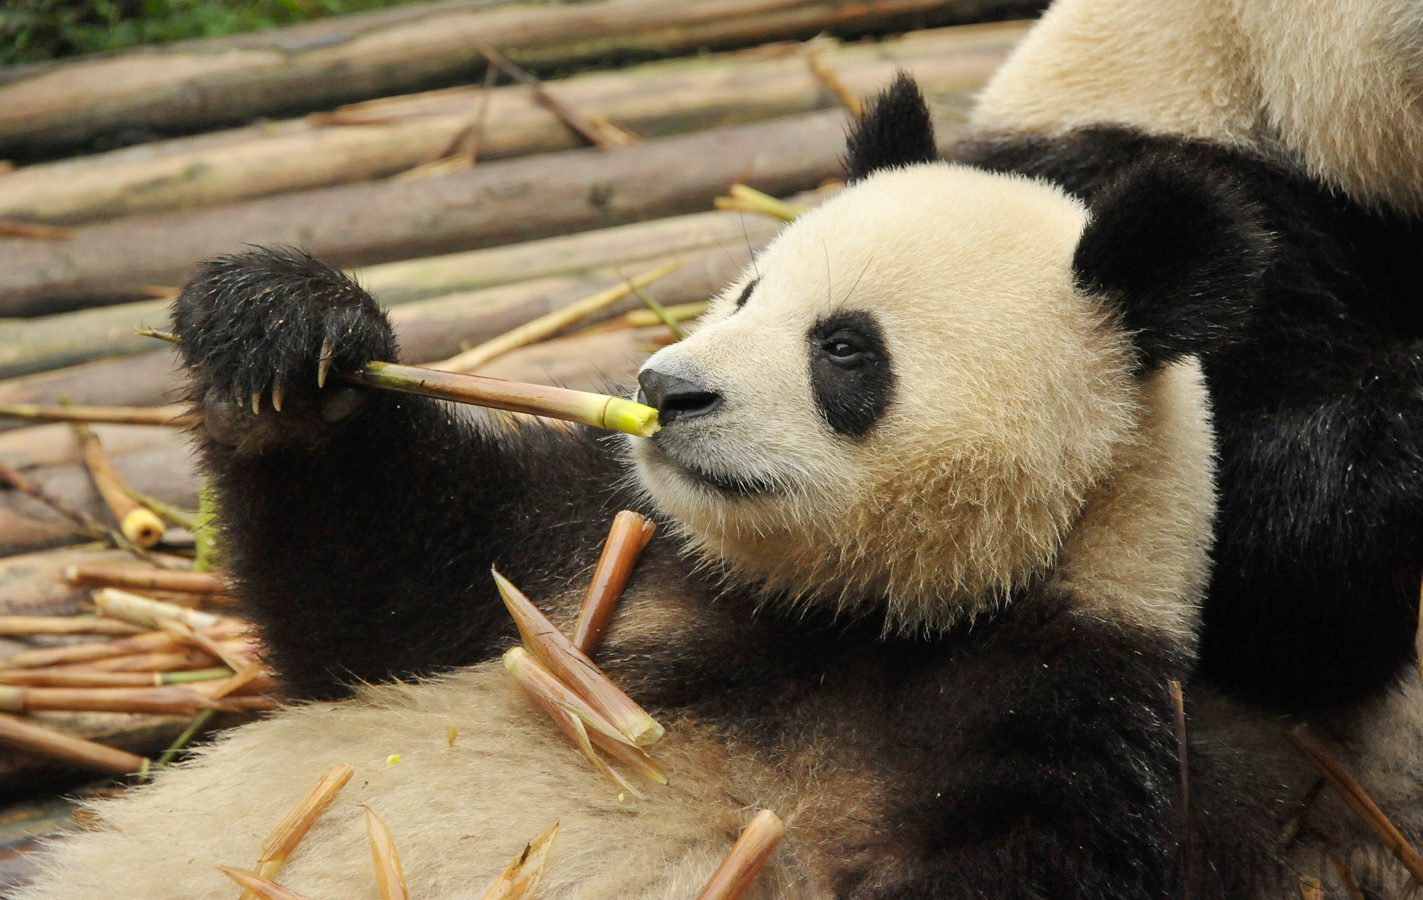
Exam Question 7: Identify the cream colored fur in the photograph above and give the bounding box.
[634,164,1208,635]
[973,0,1423,213]
[17,662,882,900]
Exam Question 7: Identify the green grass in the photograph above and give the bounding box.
[0,0,423,66]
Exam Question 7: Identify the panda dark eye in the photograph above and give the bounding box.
[818,331,870,368]
[734,278,759,310]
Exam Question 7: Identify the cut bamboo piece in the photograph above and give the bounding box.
[92,587,224,630]
[218,868,315,900]
[72,422,165,547]
[503,647,665,785]
[73,648,221,673]
[480,823,560,900]
[241,764,356,900]
[0,615,145,637]
[495,568,662,746]
[346,363,660,437]
[695,809,785,900]
[430,261,680,372]
[0,667,230,687]
[0,619,241,669]
[0,711,146,776]
[1290,725,1423,884]
[713,183,807,221]
[0,684,225,716]
[65,564,229,594]
[365,807,411,900]
[573,511,657,657]
[0,403,195,427]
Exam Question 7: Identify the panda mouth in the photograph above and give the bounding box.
[649,445,778,496]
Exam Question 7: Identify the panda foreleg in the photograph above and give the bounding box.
[172,247,633,700]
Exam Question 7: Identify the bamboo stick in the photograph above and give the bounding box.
[65,564,228,594]
[695,810,785,900]
[0,711,146,776]
[72,422,166,547]
[471,39,638,149]
[0,684,226,716]
[430,261,680,373]
[0,403,194,427]
[0,111,863,315]
[1290,725,1423,884]
[344,363,660,437]
[61,648,221,673]
[573,511,657,657]
[0,620,241,669]
[92,587,225,630]
[0,667,230,687]
[0,615,144,636]
[0,0,1031,160]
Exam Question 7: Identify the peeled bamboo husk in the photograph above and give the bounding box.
[239,764,355,900]
[695,809,785,900]
[0,23,1022,225]
[479,823,559,900]
[0,0,1035,161]
[573,511,657,656]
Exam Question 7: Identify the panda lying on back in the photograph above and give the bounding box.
[24,104,1322,899]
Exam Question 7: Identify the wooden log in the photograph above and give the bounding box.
[0,110,865,315]
[0,0,1038,161]
[0,23,1022,224]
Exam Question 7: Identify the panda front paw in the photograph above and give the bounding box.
[172,247,398,451]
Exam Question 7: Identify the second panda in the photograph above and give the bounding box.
[16,114,1313,896]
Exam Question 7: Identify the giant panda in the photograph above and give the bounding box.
[18,121,1330,898]
[952,0,1423,716]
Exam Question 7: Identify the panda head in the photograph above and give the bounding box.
[630,77,1272,632]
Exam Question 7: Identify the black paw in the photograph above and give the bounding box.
[172,247,398,450]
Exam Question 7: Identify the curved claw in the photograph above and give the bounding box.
[271,382,285,413]
[234,382,245,411]
[251,390,262,414]
[317,338,334,389]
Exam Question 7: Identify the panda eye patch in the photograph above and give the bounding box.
[808,311,894,438]
[734,278,759,310]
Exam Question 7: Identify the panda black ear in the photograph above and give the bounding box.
[1072,155,1274,372]
[844,73,940,183]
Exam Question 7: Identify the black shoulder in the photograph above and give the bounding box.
[844,73,940,183]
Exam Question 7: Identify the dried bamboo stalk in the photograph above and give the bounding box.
[365,807,411,900]
[72,422,166,547]
[0,683,225,715]
[0,711,146,775]
[242,764,356,900]
[65,564,229,594]
[480,823,560,900]
[0,403,196,427]
[92,587,225,630]
[157,618,253,672]
[573,511,657,656]
[1290,725,1423,884]
[695,809,785,900]
[494,568,662,746]
[0,620,240,669]
[218,868,315,900]
[430,261,680,373]
[472,40,638,149]
[0,667,230,687]
[72,648,221,673]
[0,615,145,637]
[345,363,659,437]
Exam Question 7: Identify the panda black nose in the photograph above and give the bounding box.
[637,369,722,426]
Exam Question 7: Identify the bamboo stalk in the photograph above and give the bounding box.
[573,511,657,656]
[0,620,241,669]
[65,564,228,594]
[0,711,146,775]
[219,868,315,900]
[695,809,785,900]
[72,648,222,673]
[157,618,254,672]
[92,587,225,630]
[344,363,660,437]
[1290,725,1423,884]
[72,422,166,547]
[0,0,1028,160]
[0,403,195,427]
[430,261,680,373]
[365,807,411,900]
[494,568,663,746]
[0,667,230,687]
[0,458,107,541]
[0,684,226,715]
[0,615,144,637]
[242,764,356,900]
[479,823,559,900]
[471,40,638,149]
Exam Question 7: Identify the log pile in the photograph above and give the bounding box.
[0,2,1037,885]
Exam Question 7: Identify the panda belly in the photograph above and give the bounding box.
[16,662,833,900]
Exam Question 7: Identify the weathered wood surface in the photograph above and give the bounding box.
[0,110,863,316]
[0,193,806,380]
[0,0,1039,161]
[0,23,1022,225]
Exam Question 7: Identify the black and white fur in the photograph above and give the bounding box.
[959,0,1423,715]
[18,130,1308,897]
